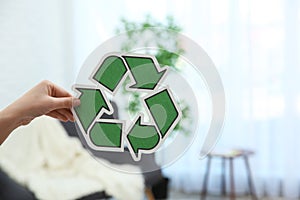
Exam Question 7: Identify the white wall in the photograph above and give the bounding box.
[0,0,74,109]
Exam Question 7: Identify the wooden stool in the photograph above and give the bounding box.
[200,149,257,200]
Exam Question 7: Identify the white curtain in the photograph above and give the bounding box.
[162,0,300,198]
[72,0,300,198]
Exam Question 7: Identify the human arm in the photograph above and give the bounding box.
[0,80,80,144]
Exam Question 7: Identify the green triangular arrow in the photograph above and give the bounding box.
[123,56,166,90]
[74,88,110,132]
[127,116,160,154]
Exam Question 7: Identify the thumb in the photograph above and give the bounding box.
[51,97,80,109]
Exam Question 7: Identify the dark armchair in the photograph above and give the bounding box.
[60,101,169,200]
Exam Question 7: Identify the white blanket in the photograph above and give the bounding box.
[0,116,144,200]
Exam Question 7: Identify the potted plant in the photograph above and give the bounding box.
[116,15,191,136]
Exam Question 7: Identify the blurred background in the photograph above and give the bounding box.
[0,0,300,199]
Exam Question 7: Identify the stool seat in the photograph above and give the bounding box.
[201,148,257,200]
[209,148,254,158]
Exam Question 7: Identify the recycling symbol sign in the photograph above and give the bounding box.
[73,53,182,161]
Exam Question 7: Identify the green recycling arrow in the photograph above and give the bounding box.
[127,116,160,154]
[126,87,181,161]
[93,55,127,93]
[73,86,124,151]
[72,53,181,160]
[145,88,180,138]
[74,88,110,132]
[123,55,167,90]
[90,121,123,148]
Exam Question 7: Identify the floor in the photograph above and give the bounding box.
[168,190,285,200]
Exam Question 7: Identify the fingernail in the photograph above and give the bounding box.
[73,98,81,107]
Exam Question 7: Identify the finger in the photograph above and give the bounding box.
[48,108,73,122]
[51,97,73,109]
[51,97,81,110]
[55,108,74,122]
[46,112,65,121]
[49,82,72,98]
[46,110,68,122]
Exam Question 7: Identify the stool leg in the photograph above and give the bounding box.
[201,156,211,200]
[229,158,235,200]
[244,156,258,200]
[221,157,226,196]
